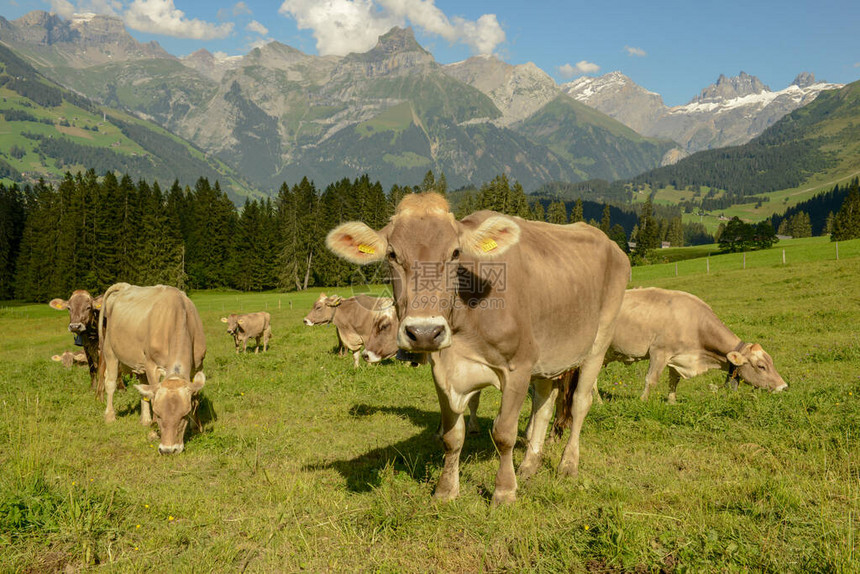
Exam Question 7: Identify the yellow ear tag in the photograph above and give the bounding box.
[480,238,498,252]
[358,244,375,255]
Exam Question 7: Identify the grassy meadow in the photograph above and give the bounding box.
[1,241,859,572]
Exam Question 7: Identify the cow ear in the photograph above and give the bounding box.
[238,319,245,325]
[727,351,747,366]
[220,317,228,323]
[51,354,62,362]
[188,372,205,394]
[326,295,343,307]
[134,384,156,399]
[49,298,69,310]
[92,295,103,309]
[460,215,521,258]
[326,222,387,264]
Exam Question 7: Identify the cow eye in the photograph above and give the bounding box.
[451,249,460,261]
[387,250,398,263]
[380,323,389,331]
[758,364,766,371]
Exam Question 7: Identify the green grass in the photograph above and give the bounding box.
[1,251,859,571]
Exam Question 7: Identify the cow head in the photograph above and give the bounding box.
[303,293,341,326]
[49,290,103,333]
[326,192,521,352]
[727,343,787,392]
[361,305,400,363]
[52,351,75,368]
[134,372,206,455]
[220,314,240,334]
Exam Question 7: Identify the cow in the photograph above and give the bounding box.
[220,312,272,353]
[326,192,630,504]
[98,283,206,455]
[603,287,788,403]
[303,293,395,368]
[51,350,88,368]
[49,290,104,392]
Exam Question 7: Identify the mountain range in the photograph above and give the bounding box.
[0,10,846,196]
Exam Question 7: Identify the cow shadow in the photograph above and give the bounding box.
[304,404,499,493]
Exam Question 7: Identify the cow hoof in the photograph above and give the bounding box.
[492,489,516,506]
[105,412,116,423]
[432,485,459,502]
[140,417,152,426]
[557,460,579,478]
[667,394,677,405]
[518,455,541,481]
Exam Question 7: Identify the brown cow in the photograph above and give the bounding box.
[605,287,788,403]
[49,291,104,392]
[220,312,272,353]
[99,283,206,455]
[303,293,395,367]
[51,350,88,368]
[327,192,629,504]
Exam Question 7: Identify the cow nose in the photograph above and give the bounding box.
[158,444,183,455]
[303,319,313,326]
[404,323,445,348]
[773,383,788,392]
[69,322,85,332]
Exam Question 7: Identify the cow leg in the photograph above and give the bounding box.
[254,335,261,354]
[519,378,557,481]
[140,368,159,425]
[352,350,361,368]
[558,356,602,478]
[242,337,249,353]
[102,356,119,423]
[492,371,531,505]
[640,354,668,401]
[667,368,681,405]
[466,393,481,434]
[433,388,466,502]
[264,328,271,352]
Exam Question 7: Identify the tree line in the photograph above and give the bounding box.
[2,168,784,302]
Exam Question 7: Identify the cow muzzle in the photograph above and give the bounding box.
[773,383,788,393]
[398,316,452,351]
[158,443,184,455]
[68,322,86,333]
[303,318,313,326]
[362,349,382,363]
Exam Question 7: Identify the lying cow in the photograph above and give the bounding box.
[220,312,272,353]
[49,290,103,392]
[327,192,630,504]
[605,287,787,403]
[51,350,88,368]
[303,293,395,367]
[99,283,206,455]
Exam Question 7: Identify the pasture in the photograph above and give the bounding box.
[1,245,859,572]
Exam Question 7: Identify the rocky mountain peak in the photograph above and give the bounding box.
[341,26,433,76]
[791,72,817,88]
[366,26,429,58]
[693,71,769,103]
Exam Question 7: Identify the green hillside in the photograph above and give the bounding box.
[630,80,860,220]
[0,44,261,203]
[514,95,677,182]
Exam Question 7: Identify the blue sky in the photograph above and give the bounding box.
[4,0,859,106]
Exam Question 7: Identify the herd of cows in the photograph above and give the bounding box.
[48,192,787,504]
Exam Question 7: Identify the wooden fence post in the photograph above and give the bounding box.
[707,257,710,274]
[782,249,786,265]
[836,241,839,260]
[743,253,746,269]
[675,262,678,277]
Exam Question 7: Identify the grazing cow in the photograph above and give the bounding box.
[51,350,88,368]
[604,287,788,403]
[99,283,206,455]
[303,293,395,367]
[49,291,104,392]
[220,312,272,353]
[327,192,630,504]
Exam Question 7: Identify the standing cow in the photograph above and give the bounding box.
[605,287,787,403]
[49,290,103,392]
[327,192,630,504]
[99,283,206,455]
[220,312,272,353]
[303,293,395,367]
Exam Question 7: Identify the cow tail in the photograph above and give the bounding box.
[552,369,579,439]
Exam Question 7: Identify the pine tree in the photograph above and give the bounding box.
[0,183,25,299]
[831,178,860,241]
[666,217,684,247]
[571,198,584,223]
[634,196,659,257]
[599,204,611,234]
[788,211,812,238]
[608,224,628,253]
[531,200,545,222]
[547,200,568,224]
[420,170,436,193]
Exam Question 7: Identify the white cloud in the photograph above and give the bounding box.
[124,0,234,40]
[278,0,505,57]
[558,60,600,79]
[233,1,252,16]
[50,0,76,18]
[246,20,269,36]
[625,45,646,57]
